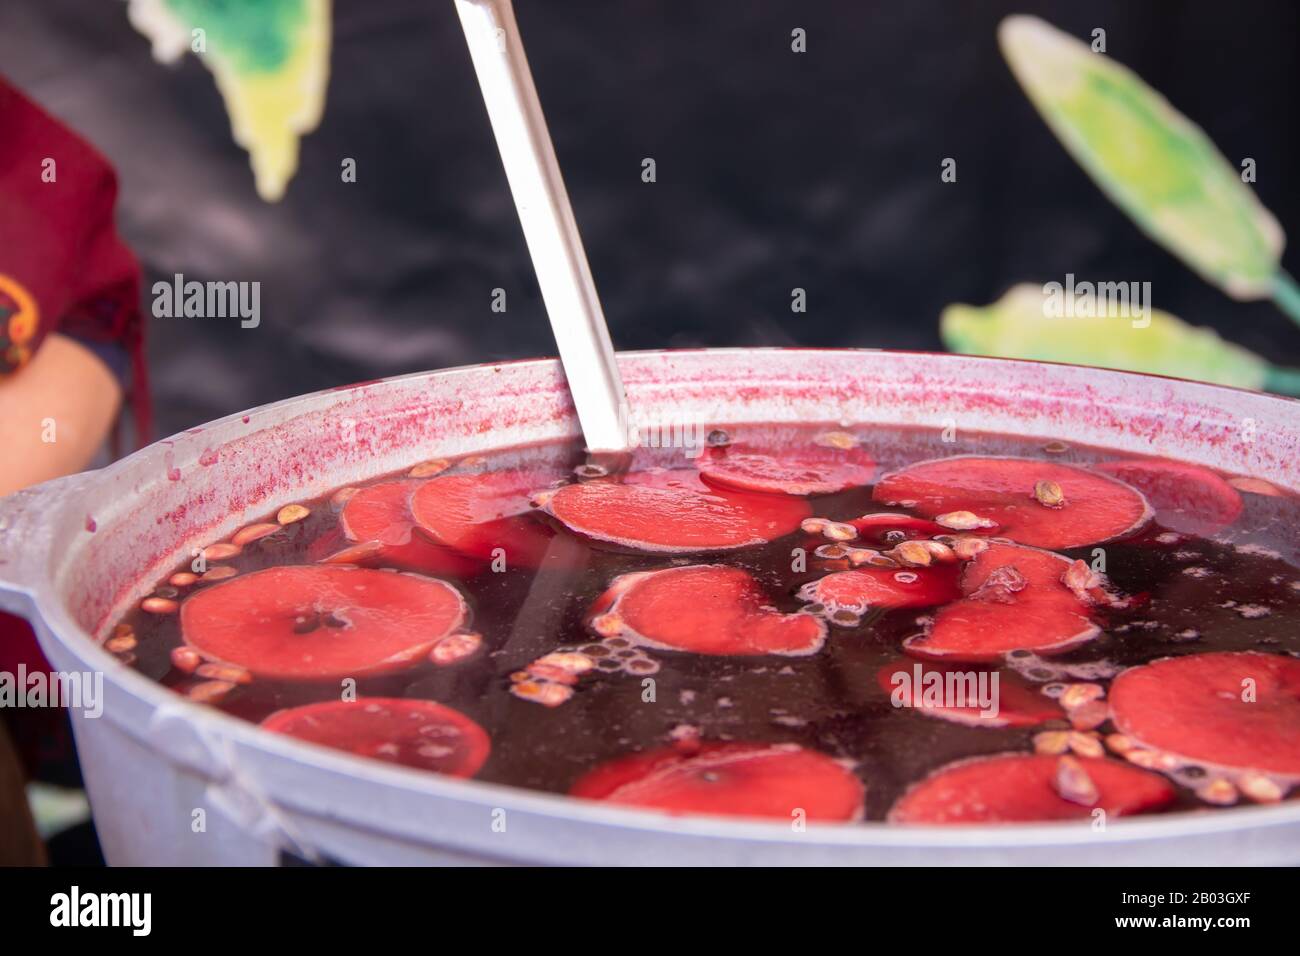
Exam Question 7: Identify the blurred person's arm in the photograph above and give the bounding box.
[0,333,122,497]
[0,78,150,493]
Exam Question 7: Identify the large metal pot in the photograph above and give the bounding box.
[1,348,1297,865]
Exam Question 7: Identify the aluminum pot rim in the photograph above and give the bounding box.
[23,348,1300,851]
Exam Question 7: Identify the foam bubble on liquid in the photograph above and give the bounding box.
[1007,652,1121,683]
[1236,543,1282,559]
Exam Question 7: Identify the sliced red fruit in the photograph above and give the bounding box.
[408,470,537,550]
[1092,459,1243,537]
[1228,475,1285,497]
[620,467,715,492]
[338,480,481,576]
[903,542,1101,662]
[591,564,826,656]
[800,564,959,612]
[570,741,864,821]
[180,565,468,681]
[697,445,876,496]
[888,753,1175,823]
[877,661,1063,728]
[1109,651,1300,778]
[543,478,810,553]
[305,526,346,563]
[341,480,433,546]
[408,470,572,570]
[873,455,1151,549]
[261,698,489,778]
[850,512,949,540]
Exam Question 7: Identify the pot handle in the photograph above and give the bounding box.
[0,470,97,616]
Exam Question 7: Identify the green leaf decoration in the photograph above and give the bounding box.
[940,284,1300,393]
[127,0,331,202]
[999,15,1287,304]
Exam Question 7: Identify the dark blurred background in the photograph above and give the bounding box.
[2,0,1299,437]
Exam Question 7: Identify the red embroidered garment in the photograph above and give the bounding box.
[1,76,149,759]
[0,74,149,437]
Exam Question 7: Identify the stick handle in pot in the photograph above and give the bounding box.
[454,0,630,454]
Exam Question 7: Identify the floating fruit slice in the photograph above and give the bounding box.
[1091,459,1243,537]
[570,742,864,821]
[620,467,715,491]
[697,445,876,496]
[338,480,481,576]
[1109,651,1300,778]
[341,480,432,546]
[590,565,825,656]
[873,455,1151,549]
[408,470,542,549]
[1228,475,1285,497]
[181,565,468,681]
[888,753,1175,823]
[409,470,571,569]
[877,661,1063,728]
[800,565,959,613]
[903,542,1101,662]
[544,479,809,552]
[261,698,490,778]
[850,512,949,540]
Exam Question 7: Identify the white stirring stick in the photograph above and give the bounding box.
[454,0,630,454]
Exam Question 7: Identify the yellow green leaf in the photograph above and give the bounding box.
[128,0,331,202]
[941,284,1270,390]
[999,15,1284,300]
